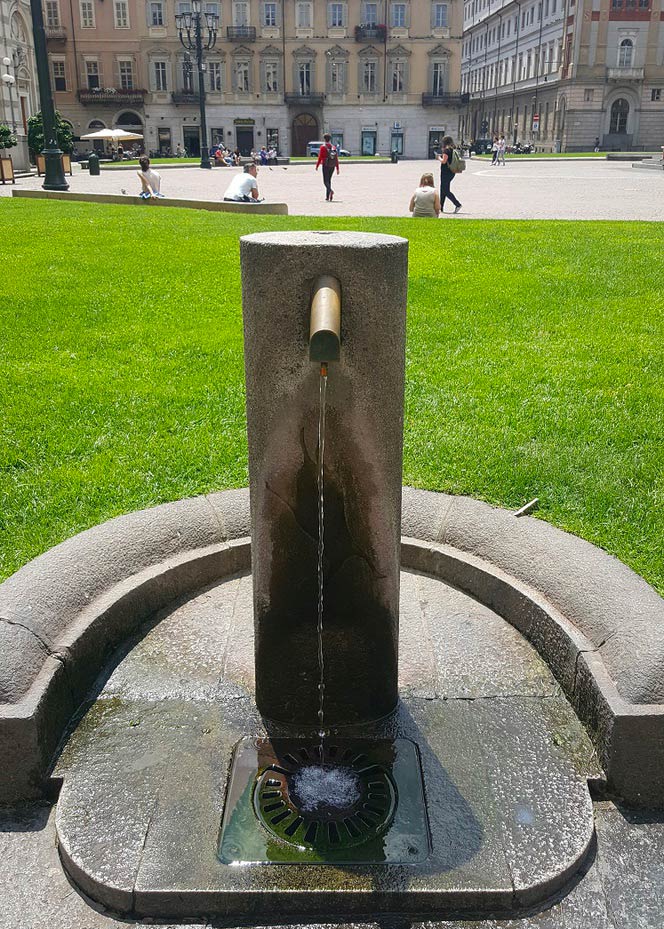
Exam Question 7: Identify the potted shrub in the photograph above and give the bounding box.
[0,123,17,184]
[28,110,74,175]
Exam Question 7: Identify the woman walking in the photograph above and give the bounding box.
[437,135,462,214]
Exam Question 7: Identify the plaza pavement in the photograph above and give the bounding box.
[4,155,664,220]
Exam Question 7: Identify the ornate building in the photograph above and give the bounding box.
[460,0,664,151]
[1,0,39,169]
[45,0,467,158]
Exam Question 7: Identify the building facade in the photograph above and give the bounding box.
[460,0,664,151]
[1,0,39,169]
[45,0,468,158]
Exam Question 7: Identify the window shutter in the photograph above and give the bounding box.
[403,59,409,93]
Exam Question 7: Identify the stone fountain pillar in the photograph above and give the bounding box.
[240,231,408,727]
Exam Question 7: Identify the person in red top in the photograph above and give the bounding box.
[315,134,340,201]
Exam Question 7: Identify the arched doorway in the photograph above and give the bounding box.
[292,112,318,156]
[115,111,143,130]
[610,98,629,134]
[88,119,106,154]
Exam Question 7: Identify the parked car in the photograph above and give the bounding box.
[306,140,351,157]
[469,138,493,155]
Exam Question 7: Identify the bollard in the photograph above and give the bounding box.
[240,231,408,727]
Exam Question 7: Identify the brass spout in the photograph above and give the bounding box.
[309,275,341,363]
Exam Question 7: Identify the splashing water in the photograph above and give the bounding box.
[291,765,360,814]
[317,363,328,756]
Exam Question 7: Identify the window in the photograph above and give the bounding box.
[178,1,191,10]
[362,2,378,24]
[150,1,164,26]
[86,59,100,89]
[362,59,377,92]
[298,62,311,94]
[584,88,593,102]
[233,1,249,25]
[328,3,345,27]
[79,0,95,27]
[263,2,277,26]
[651,88,661,101]
[433,3,447,29]
[182,57,194,91]
[114,0,130,28]
[391,60,406,92]
[432,61,445,95]
[209,60,223,91]
[328,59,346,93]
[118,60,134,89]
[297,2,312,27]
[45,1,60,28]
[267,128,279,150]
[391,3,406,27]
[205,2,220,15]
[264,60,279,91]
[236,60,250,91]
[610,97,629,133]
[639,0,649,7]
[154,60,167,90]
[618,38,633,68]
[52,59,66,91]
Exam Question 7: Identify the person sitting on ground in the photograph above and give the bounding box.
[259,146,268,165]
[137,156,165,199]
[214,147,224,165]
[267,146,277,164]
[223,163,262,202]
[409,172,441,218]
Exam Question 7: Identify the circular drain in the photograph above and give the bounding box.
[254,743,397,850]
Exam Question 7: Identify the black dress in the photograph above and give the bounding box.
[440,146,461,211]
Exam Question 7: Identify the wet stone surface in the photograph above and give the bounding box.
[50,568,601,920]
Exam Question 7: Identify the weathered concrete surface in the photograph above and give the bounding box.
[241,232,408,727]
[2,487,663,805]
[54,568,596,919]
[6,799,664,928]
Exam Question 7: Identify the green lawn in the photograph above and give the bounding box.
[1,200,663,596]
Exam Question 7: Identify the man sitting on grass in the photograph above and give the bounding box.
[137,157,165,199]
[223,163,263,202]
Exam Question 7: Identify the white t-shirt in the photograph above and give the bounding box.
[224,172,258,200]
[138,167,161,191]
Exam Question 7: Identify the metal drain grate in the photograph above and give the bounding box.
[254,743,397,850]
[218,737,430,865]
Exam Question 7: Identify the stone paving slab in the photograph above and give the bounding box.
[2,802,664,928]
[5,158,664,220]
[53,569,595,920]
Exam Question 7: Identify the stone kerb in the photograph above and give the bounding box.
[1,487,663,806]
[12,189,289,215]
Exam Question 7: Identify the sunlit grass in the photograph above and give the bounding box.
[2,200,662,594]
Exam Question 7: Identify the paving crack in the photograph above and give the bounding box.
[0,615,55,657]
[132,793,161,912]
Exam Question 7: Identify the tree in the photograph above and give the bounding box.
[27,110,73,156]
[0,124,17,150]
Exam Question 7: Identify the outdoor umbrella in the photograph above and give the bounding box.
[80,129,143,142]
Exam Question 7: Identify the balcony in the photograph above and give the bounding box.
[171,91,202,104]
[226,25,256,41]
[607,67,644,80]
[422,92,470,107]
[285,92,325,105]
[78,89,146,106]
[45,27,67,42]
[354,24,387,42]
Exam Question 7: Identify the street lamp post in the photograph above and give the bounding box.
[175,0,218,169]
[2,57,17,131]
[28,0,68,190]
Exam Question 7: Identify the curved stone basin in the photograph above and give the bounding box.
[54,566,597,920]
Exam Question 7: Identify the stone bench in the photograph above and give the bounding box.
[11,189,289,214]
[1,488,664,806]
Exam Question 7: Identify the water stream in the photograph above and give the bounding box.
[317,363,328,758]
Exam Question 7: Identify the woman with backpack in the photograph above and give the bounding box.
[437,135,462,214]
[315,134,340,201]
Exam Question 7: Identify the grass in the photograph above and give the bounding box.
[1,200,663,596]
